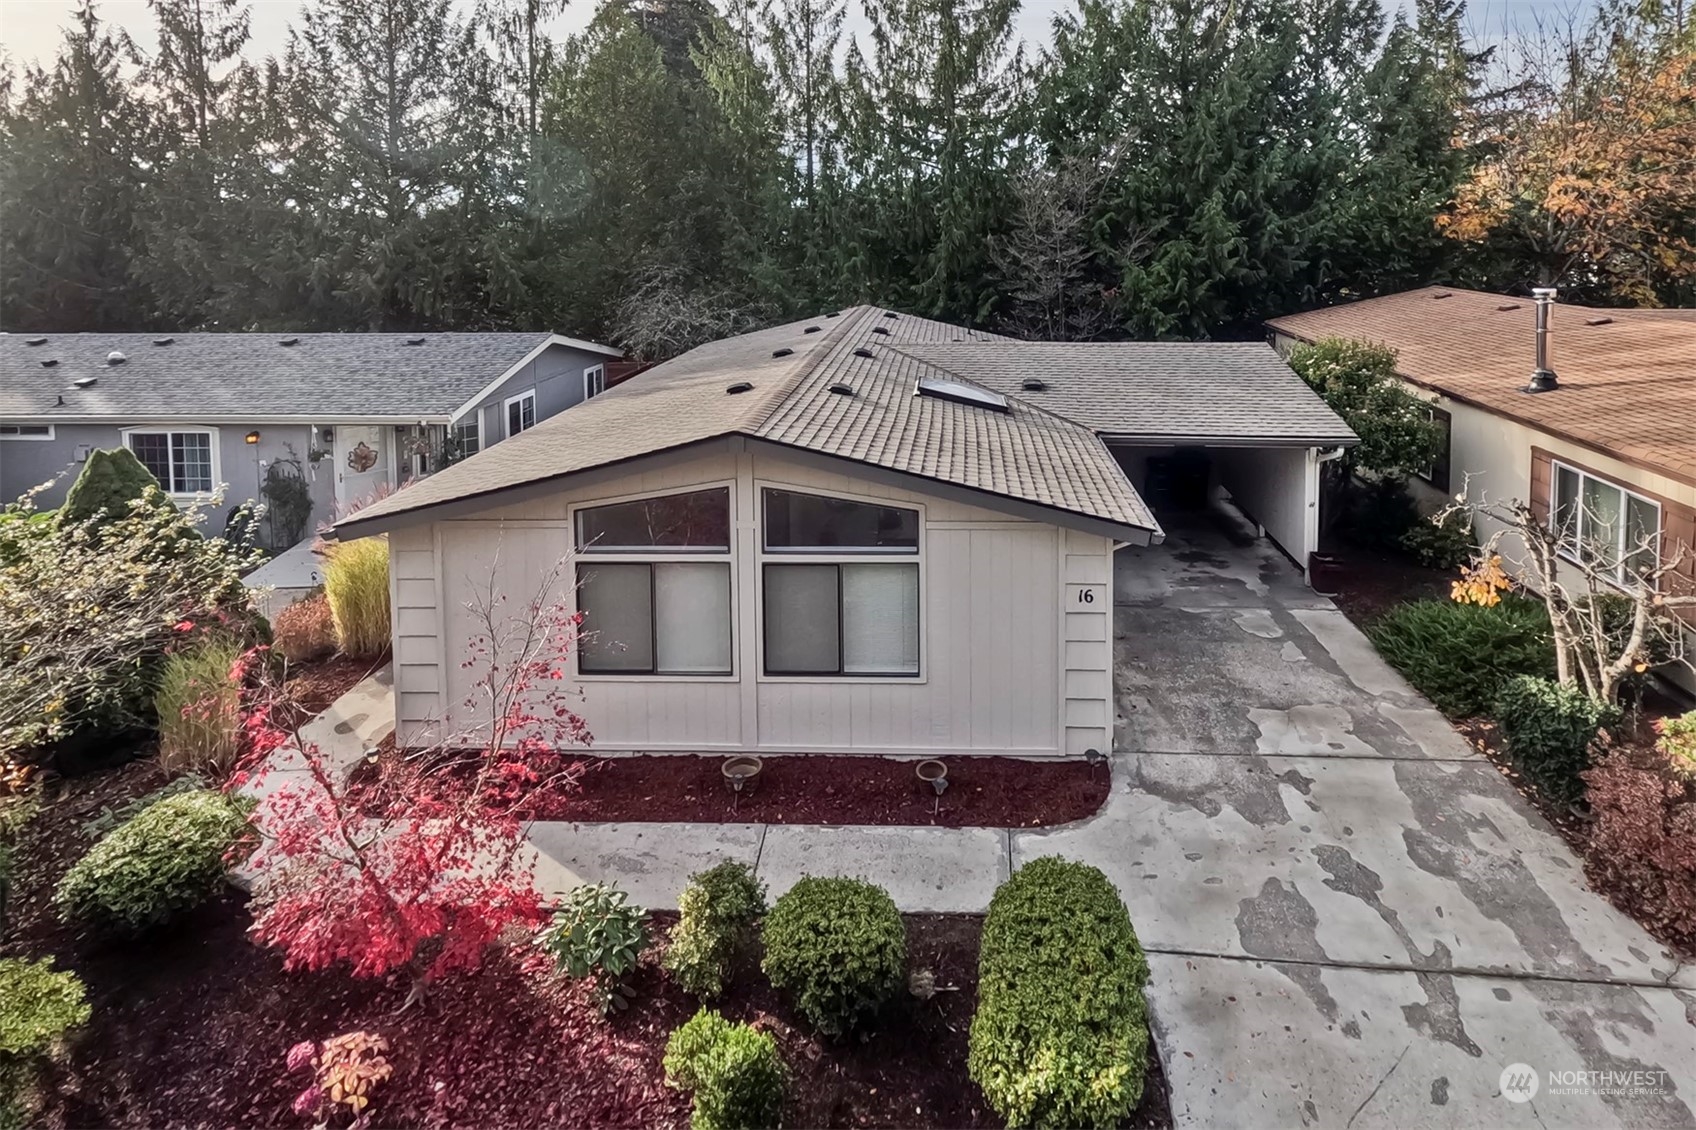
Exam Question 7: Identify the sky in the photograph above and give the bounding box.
[0,0,1603,71]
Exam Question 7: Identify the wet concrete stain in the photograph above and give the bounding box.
[1237,878,1340,1022]
[1394,761,1610,977]
[1136,755,1300,826]
[1430,1077,1449,1105]
[1493,987,1512,1001]
[1524,980,1695,1127]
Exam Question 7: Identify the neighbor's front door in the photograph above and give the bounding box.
[333,425,390,509]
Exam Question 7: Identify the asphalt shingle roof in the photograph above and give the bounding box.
[1267,287,1696,486]
[892,341,1359,444]
[0,332,617,420]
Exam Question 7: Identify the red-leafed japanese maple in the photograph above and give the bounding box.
[233,558,591,986]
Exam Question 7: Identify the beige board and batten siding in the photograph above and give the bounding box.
[386,446,1114,757]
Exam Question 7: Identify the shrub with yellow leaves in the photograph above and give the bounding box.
[1452,555,1513,607]
[286,1030,392,1123]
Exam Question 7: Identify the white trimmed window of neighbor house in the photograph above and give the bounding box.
[584,364,606,400]
[574,486,735,676]
[760,487,921,677]
[0,424,54,440]
[1552,460,1661,585]
[122,426,217,495]
[451,416,481,458]
[504,389,536,438]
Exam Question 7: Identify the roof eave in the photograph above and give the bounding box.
[1096,432,1360,448]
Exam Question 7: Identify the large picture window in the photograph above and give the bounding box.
[761,487,920,677]
[124,428,215,494]
[574,486,734,675]
[1552,461,1660,584]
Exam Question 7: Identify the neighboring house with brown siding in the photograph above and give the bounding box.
[1267,286,1696,695]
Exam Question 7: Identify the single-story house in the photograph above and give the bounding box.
[334,306,1356,757]
[0,330,622,547]
[1267,286,1696,693]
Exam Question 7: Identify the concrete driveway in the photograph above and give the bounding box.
[1011,517,1696,1130]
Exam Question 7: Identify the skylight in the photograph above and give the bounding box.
[916,375,1009,412]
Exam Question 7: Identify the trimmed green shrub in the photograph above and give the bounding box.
[1658,710,1696,780]
[80,774,208,841]
[155,640,245,775]
[1368,595,1554,717]
[541,882,650,1015]
[54,788,249,932]
[58,447,168,527]
[1399,510,1475,569]
[969,857,1149,1130]
[664,861,767,999]
[761,877,904,1035]
[0,958,91,1129]
[664,1009,785,1130]
[323,537,390,659]
[1495,676,1621,805]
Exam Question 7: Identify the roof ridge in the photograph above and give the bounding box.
[746,305,876,434]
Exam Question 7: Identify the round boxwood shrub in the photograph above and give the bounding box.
[54,788,250,933]
[664,861,767,1000]
[664,1008,785,1130]
[760,876,904,1035]
[1495,675,1621,805]
[968,856,1150,1130]
[1,957,91,1129]
[1368,595,1554,717]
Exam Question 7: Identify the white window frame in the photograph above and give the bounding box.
[504,389,537,439]
[119,425,220,498]
[567,480,738,682]
[451,415,481,458]
[0,423,55,441]
[1550,458,1662,587]
[755,480,926,683]
[583,364,607,400]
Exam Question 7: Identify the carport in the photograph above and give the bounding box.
[894,340,1357,578]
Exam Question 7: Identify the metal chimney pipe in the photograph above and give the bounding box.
[1526,287,1559,393]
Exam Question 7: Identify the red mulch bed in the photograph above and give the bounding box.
[274,651,386,729]
[481,753,1109,828]
[1319,541,1453,626]
[7,767,1169,1130]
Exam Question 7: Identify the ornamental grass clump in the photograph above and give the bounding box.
[664,861,767,999]
[322,537,390,659]
[155,639,246,775]
[664,1009,785,1130]
[760,876,904,1036]
[968,856,1150,1130]
[54,788,250,933]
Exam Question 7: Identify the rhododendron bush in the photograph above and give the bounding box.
[234,559,590,983]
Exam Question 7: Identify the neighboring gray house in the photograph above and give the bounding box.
[0,331,621,547]
[333,306,1356,758]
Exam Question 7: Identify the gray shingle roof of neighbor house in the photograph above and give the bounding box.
[894,341,1361,445]
[330,306,1354,543]
[0,332,621,421]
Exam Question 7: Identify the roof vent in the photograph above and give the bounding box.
[153,336,174,346]
[852,347,874,359]
[405,336,425,346]
[25,337,47,346]
[882,311,898,319]
[106,350,127,365]
[1526,287,1559,393]
[870,326,890,336]
[726,381,754,394]
[804,326,822,334]
[73,376,98,389]
[772,347,794,358]
[828,382,855,396]
[279,337,298,347]
[1496,303,1521,312]
[1433,291,1453,299]
[1021,377,1048,392]
[826,311,840,318]
[40,359,59,368]
[1586,316,1614,327]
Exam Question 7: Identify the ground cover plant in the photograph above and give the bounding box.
[969,856,1151,1129]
